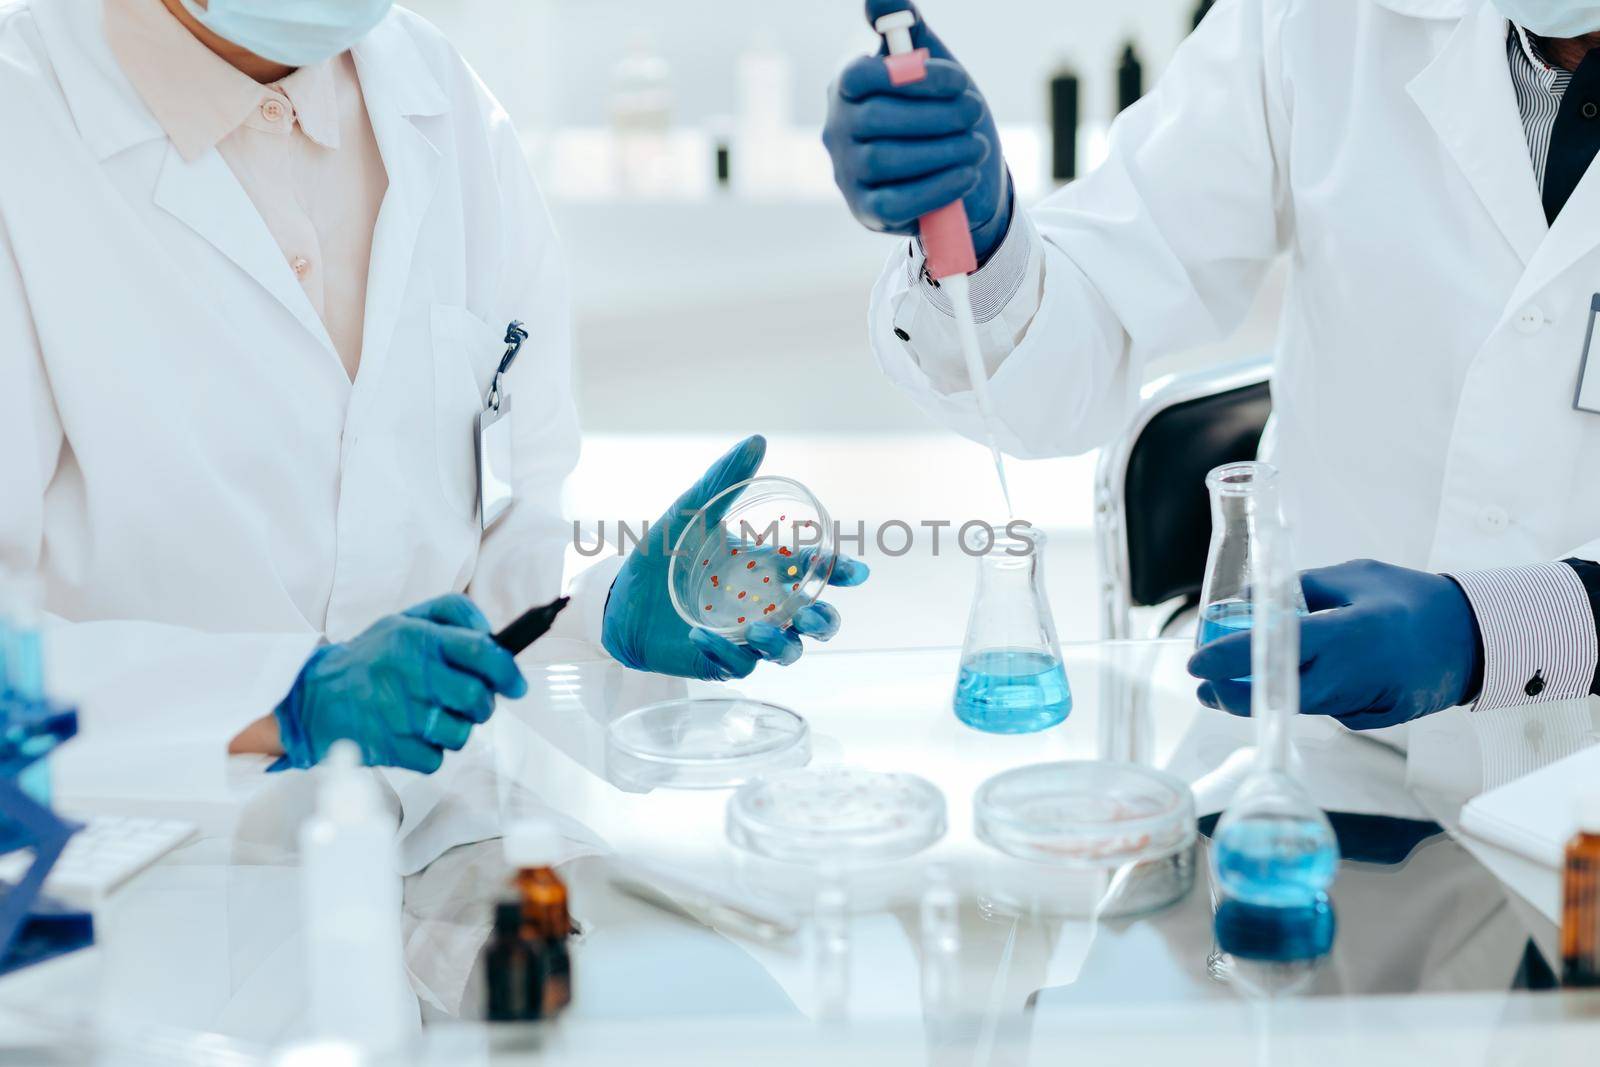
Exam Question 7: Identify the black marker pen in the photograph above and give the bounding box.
[494,596,570,655]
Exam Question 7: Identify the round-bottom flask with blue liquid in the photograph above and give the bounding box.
[952,528,1070,734]
[1210,772,1341,995]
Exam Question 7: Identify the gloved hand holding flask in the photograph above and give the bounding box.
[1189,559,1484,731]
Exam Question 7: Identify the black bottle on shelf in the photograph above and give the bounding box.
[1049,65,1080,183]
[1117,42,1144,115]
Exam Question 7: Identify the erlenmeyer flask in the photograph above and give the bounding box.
[1196,462,1307,650]
[1210,506,1338,989]
[953,526,1071,733]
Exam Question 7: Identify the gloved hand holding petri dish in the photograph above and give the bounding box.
[668,476,841,642]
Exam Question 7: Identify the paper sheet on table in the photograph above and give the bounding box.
[1459,744,1600,868]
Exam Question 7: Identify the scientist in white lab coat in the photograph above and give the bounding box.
[826,0,1600,783]
[0,0,863,853]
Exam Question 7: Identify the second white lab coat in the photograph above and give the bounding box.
[870,0,1600,792]
[0,0,615,869]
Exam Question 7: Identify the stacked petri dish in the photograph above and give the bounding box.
[605,697,811,792]
[973,761,1197,918]
[726,766,948,907]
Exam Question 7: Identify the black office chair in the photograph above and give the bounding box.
[1094,356,1273,641]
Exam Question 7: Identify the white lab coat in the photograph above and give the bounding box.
[870,0,1600,793]
[0,0,615,869]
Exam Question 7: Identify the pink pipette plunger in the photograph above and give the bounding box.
[875,8,1013,516]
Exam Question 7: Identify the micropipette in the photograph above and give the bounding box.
[875,9,1014,518]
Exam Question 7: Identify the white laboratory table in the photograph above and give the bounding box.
[2,641,1598,1065]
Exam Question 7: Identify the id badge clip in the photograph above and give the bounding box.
[476,321,527,531]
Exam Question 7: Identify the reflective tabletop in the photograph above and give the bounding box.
[2,640,1597,1064]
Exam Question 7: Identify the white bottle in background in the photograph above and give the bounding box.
[300,742,416,1054]
[736,30,794,195]
[611,32,675,195]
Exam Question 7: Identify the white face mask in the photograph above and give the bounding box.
[1493,0,1600,37]
[178,0,395,67]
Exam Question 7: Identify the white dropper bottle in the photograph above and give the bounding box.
[300,741,417,1053]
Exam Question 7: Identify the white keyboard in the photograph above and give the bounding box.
[0,815,197,906]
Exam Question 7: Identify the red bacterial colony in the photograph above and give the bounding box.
[711,575,719,587]
[730,548,739,556]
[763,577,770,583]
[792,583,799,591]
[763,604,776,615]
[746,561,757,570]
[738,591,747,599]
[737,616,746,624]
[777,547,792,557]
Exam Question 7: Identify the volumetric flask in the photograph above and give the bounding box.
[1196,463,1307,653]
[669,476,836,644]
[1210,506,1339,984]
[953,525,1071,733]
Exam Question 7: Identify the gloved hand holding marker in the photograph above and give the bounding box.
[271,593,530,774]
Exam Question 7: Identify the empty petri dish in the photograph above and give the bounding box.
[975,761,1196,868]
[727,765,947,865]
[668,476,837,644]
[605,698,811,791]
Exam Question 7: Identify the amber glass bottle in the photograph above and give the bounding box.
[507,823,573,1015]
[1561,794,1600,988]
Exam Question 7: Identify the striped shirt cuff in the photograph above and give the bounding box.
[908,210,1035,325]
[1446,562,1598,712]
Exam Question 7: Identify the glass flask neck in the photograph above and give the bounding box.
[1208,462,1282,535]
[1250,507,1296,774]
[960,527,1061,660]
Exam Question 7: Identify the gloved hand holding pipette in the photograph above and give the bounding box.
[824,1,1018,516]
[824,1,1012,261]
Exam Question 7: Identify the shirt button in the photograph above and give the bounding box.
[260,98,286,123]
[290,256,311,278]
[1477,505,1510,534]
[1515,305,1546,334]
[1584,101,1599,120]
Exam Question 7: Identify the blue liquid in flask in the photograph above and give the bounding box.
[954,649,1071,734]
[1212,816,1339,909]
[1197,598,1254,647]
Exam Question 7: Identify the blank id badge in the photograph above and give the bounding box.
[477,394,514,530]
[477,321,529,530]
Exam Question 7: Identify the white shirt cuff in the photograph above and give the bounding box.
[886,214,1045,395]
[1446,562,1598,712]
[909,210,1036,324]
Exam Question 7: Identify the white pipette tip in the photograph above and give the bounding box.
[874,10,917,55]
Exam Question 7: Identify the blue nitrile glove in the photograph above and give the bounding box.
[602,435,870,681]
[1188,560,1484,731]
[822,0,1013,261]
[272,594,528,773]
